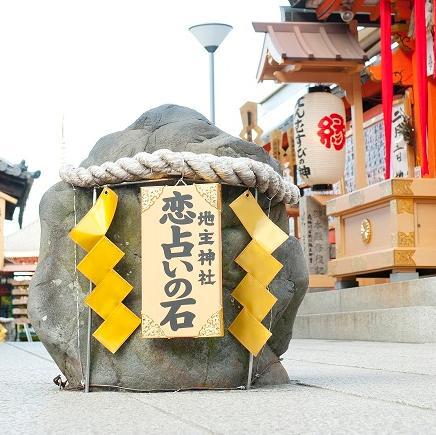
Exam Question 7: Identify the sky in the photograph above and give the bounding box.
[1,0,286,235]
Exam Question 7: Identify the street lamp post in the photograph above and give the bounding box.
[209,50,215,124]
[189,23,233,124]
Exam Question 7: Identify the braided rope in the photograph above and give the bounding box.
[59,149,300,204]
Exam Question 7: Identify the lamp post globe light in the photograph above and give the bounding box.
[189,23,233,124]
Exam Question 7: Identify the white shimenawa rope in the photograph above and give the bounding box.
[59,149,300,205]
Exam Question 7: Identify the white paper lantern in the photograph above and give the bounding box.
[294,88,346,186]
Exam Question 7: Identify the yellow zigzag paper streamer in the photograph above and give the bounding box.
[70,187,140,353]
[228,191,288,356]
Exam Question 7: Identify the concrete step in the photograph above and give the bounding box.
[294,306,436,343]
[298,276,436,315]
[294,277,436,343]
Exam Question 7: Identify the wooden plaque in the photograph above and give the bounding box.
[141,183,223,338]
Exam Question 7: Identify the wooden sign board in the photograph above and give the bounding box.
[141,183,223,338]
[239,101,263,145]
[343,100,407,193]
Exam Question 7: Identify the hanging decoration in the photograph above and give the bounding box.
[140,183,224,338]
[380,0,393,179]
[70,187,140,353]
[228,191,288,356]
[415,0,429,175]
[293,87,346,186]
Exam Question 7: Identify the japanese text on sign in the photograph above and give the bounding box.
[141,184,223,338]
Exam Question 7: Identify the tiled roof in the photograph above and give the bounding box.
[253,22,367,81]
[0,158,40,227]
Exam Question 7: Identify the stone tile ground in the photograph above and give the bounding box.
[1,339,435,434]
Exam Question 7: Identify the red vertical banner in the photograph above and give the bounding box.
[415,0,429,175]
[380,0,393,179]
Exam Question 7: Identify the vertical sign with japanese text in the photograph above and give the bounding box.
[391,104,409,178]
[141,183,223,338]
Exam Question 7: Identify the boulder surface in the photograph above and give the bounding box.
[29,105,308,390]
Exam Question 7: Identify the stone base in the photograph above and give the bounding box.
[293,277,436,343]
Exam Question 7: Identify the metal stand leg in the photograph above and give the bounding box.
[246,188,257,390]
[246,353,254,389]
[84,188,97,393]
[24,324,32,342]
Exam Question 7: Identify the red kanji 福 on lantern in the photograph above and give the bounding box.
[317,114,346,151]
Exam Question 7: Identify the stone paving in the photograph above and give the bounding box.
[1,339,436,434]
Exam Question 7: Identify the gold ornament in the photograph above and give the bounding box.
[394,250,416,267]
[398,231,415,247]
[396,199,414,214]
[360,218,372,244]
[392,179,413,196]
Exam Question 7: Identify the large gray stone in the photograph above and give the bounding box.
[28,105,308,390]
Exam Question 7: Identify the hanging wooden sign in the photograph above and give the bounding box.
[141,183,223,338]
